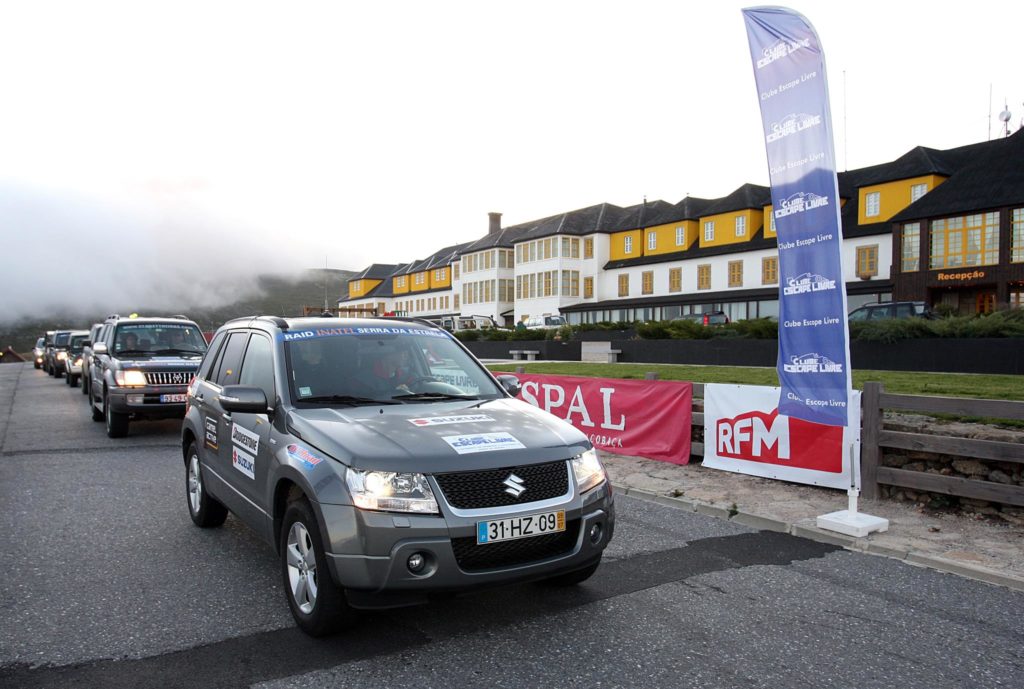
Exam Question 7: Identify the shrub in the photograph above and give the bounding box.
[727,317,779,339]
[482,329,512,341]
[454,329,480,342]
[636,321,671,339]
[508,329,547,341]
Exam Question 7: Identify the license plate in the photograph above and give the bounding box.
[477,510,565,545]
[160,394,188,403]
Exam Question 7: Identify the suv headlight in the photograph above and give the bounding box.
[114,370,147,387]
[571,449,606,493]
[345,469,439,514]
[57,351,68,361]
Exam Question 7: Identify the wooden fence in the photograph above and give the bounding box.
[858,382,1024,505]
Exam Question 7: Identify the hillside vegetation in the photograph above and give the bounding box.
[1,268,355,353]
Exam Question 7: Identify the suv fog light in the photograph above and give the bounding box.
[407,553,426,573]
[589,523,603,544]
[128,394,144,405]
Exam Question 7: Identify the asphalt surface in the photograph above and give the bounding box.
[1,361,1022,688]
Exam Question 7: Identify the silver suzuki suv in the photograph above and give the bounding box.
[181,316,615,636]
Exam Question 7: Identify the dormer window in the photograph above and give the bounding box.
[865,191,881,218]
[735,216,746,237]
[624,236,633,254]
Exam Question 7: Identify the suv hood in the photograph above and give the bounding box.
[286,398,589,473]
[116,357,202,368]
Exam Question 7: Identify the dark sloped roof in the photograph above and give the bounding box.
[645,196,714,225]
[511,202,631,240]
[890,130,1024,222]
[350,263,400,281]
[701,183,771,215]
[459,224,532,251]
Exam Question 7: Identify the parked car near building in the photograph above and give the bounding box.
[182,316,614,636]
[523,315,566,329]
[672,311,730,326]
[847,301,933,321]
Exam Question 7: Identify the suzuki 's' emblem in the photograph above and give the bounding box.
[503,473,526,497]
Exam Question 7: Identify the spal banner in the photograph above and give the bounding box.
[742,6,852,427]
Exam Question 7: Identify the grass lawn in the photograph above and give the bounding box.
[487,362,1024,402]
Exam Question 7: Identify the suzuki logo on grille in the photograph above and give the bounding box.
[503,473,526,497]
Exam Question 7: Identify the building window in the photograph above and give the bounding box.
[911,183,928,202]
[584,238,594,259]
[642,271,653,295]
[856,245,879,278]
[1012,209,1024,263]
[901,223,920,272]
[697,264,711,290]
[434,268,446,281]
[453,263,460,279]
[1011,289,1024,309]
[735,216,746,237]
[454,294,459,309]
[865,191,881,218]
[930,212,1000,269]
[396,277,405,288]
[543,271,553,297]
[648,232,657,251]
[728,260,743,287]
[583,277,594,298]
[415,273,425,285]
[618,274,629,297]
[704,221,715,242]
[669,268,682,292]
[624,236,633,254]
[762,257,777,285]
[571,238,580,258]
[675,226,685,246]
[770,213,776,234]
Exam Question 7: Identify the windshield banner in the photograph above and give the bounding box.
[515,373,692,463]
[742,7,852,427]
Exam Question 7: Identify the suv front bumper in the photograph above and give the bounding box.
[320,480,615,608]
[106,385,190,419]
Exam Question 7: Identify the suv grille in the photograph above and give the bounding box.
[451,520,580,572]
[144,371,194,386]
[434,460,570,509]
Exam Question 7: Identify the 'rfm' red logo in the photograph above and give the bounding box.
[716,408,843,473]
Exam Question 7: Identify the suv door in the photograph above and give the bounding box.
[224,333,276,518]
[198,331,265,526]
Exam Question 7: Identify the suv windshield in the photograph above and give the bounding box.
[69,334,88,351]
[285,326,504,404]
[113,323,208,357]
[54,332,70,346]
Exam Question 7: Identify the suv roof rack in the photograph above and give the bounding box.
[224,315,291,330]
[380,316,443,329]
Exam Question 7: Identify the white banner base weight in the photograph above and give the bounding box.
[817,489,888,537]
[817,510,889,538]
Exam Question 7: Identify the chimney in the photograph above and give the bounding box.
[488,212,502,235]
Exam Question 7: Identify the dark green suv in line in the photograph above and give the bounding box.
[181,316,614,636]
[87,315,208,437]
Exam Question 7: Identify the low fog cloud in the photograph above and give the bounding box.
[0,181,310,324]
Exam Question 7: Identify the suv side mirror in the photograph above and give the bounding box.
[219,385,269,414]
[82,341,92,348]
[93,342,108,355]
[496,374,520,397]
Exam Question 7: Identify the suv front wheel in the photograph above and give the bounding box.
[104,393,129,438]
[280,498,355,637]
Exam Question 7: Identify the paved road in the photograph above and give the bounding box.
[1,362,1022,688]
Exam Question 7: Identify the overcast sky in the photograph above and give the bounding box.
[0,1,1019,320]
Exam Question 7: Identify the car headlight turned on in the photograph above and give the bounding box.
[572,449,606,493]
[345,469,439,514]
[57,351,68,361]
[74,358,83,367]
[114,370,147,387]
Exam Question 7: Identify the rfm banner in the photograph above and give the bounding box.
[742,7,852,427]
[703,383,861,490]
[515,374,692,464]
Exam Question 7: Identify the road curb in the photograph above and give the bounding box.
[614,482,1024,593]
